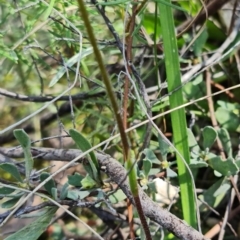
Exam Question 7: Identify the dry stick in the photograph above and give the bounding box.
[98,155,207,240]
[91,0,124,53]
[129,0,153,156]
[204,203,240,239]
[123,4,153,239]
[210,81,238,102]
[205,70,226,158]
[122,39,203,234]
[199,199,237,237]
[0,200,78,219]
[226,0,238,36]
[0,87,105,102]
[123,0,154,235]
[0,147,208,240]
[218,177,238,240]
[123,4,137,239]
[200,199,237,237]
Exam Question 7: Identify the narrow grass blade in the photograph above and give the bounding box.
[158,0,197,228]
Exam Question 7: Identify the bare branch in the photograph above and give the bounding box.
[0,147,208,239]
[0,87,105,102]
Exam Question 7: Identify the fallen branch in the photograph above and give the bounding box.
[0,147,208,240]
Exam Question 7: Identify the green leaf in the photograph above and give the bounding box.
[149,168,161,175]
[215,107,239,131]
[143,148,160,164]
[199,178,230,212]
[109,189,126,204]
[158,134,170,160]
[81,175,97,189]
[208,157,239,176]
[0,47,18,63]
[202,126,217,150]
[193,28,208,56]
[1,197,22,209]
[1,191,24,199]
[13,129,33,181]
[67,189,91,200]
[217,128,232,157]
[187,128,199,148]
[142,13,161,36]
[69,129,101,184]
[0,187,15,195]
[40,172,56,196]
[13,129,30,148]
[0,163,23,182]
[143,158,152,177]
[51,188,58,200]
[158,0,197,227]
[187,128,201,159]
[68,173,84,187]
[166,168,177,178]
[60,182,69,200]
[42,0,55,20]
[5,207,58,240]
[189,159,208,168]
[217,101,238,111]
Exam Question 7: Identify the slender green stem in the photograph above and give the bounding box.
[158,0,197,228]
[76,1,152,239]
[77,0,129,158]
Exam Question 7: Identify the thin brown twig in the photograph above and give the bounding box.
[205,68,240,239]
[124,4,137,239]
[123,3,152,239]
[199,198,237,237]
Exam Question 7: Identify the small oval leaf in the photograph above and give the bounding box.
[40,172,56,196]
[0,163,22,182]
[202,126,217,150]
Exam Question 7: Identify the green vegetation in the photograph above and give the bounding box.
[0,0,240,239]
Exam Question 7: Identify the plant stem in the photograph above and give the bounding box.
[76,1,152,239]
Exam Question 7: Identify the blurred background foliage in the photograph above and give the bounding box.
[1,0,240,239]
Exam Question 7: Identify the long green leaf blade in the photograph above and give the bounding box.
[5,207,58,240]
[158,0,197,228]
